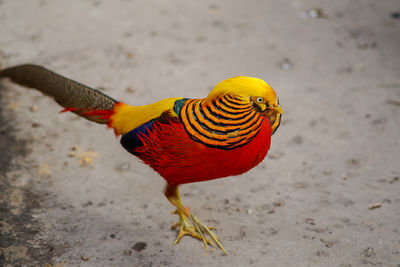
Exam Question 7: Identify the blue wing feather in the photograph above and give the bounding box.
[120,120,155,154]
[120,98,189,155]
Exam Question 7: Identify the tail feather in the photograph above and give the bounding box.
[0,64,117,124]
[1,64,183,137]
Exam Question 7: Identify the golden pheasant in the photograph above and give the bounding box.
[0,64,282,254]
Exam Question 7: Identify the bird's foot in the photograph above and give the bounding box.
[171,209,227,254]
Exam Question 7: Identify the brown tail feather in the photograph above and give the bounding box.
[0,64,117,124]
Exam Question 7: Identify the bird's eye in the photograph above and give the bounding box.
[256,97,263,103]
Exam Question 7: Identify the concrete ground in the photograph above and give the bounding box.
[0,0,399,266]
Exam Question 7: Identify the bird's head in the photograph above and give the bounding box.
[206,76,282,134]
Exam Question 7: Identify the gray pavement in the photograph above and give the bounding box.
[1,1,399,266]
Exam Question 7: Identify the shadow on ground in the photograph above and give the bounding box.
[0,84,64,266]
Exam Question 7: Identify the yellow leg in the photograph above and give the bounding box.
[164,183,227,255]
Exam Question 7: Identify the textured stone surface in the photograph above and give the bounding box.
[1,1,399,266]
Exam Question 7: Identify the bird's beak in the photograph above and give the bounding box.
[264,104,282,135]
[265,105,282,114]
[272,105,282,114]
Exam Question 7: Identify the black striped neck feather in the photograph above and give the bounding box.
[176,93,265,149]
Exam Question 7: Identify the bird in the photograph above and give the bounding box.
[0,64,282,254]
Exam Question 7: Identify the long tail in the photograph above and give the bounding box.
[0,64,117,124]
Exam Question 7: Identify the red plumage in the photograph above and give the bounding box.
[60,103,121,134]
[134,116,271,185]
[60,107,115,120]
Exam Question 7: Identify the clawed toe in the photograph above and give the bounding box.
[171,210,227,254]
[165,184,227,254]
